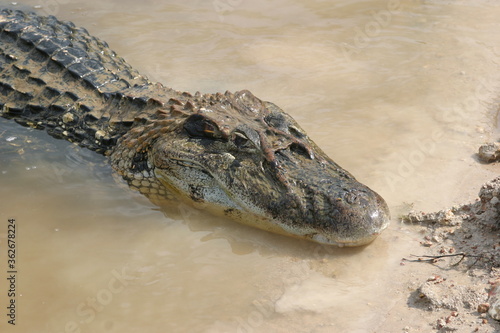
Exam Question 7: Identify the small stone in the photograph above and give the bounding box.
[488,284,500,319]
[432,235,442,243]
[427,275,442,282]
[489,278,500,285]
[478,303,490,313]
[478,142,500,163]
[436,318,446,329]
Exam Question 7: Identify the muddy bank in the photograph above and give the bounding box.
[396,150,500,332]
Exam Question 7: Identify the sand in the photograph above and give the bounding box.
[374,145,500,332]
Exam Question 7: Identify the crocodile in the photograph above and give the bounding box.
[0,9,390,246]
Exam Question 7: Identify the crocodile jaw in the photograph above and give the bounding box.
[153,156,390,247]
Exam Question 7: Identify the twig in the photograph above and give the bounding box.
[402,253,484,267]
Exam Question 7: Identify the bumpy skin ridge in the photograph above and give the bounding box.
[0,9,175,153]
[0,9,390,246]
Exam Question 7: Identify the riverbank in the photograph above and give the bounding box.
[375,151,500,332]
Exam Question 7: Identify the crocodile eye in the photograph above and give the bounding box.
[203,122,216,135]
[184,114,221,139]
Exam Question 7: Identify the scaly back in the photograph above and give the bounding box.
[0,9,177,154]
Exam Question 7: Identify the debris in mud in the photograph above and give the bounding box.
[478,303,490,314]
[488,283,500,320]
[401,167,500,330]
[402,178,500,257]
[401,207,469,226]
[416,276,487,311]
[402,253,482,266]
[402,175,500,229]
[477,177,500,227]
[435,311,460,330]
[478,142,500,163]
[401,176,500,271]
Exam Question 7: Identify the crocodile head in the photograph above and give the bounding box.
[125,90,390,247]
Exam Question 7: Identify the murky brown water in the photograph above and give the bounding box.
[1,0,500,332]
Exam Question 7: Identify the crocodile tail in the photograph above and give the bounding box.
[0,9,170,154]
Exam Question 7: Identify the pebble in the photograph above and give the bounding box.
[432,235,442,243]
[421,240,433,247]
[488,284,500,320]
[477,303,489,313]
[436,318,446,329]
[478,142,500,162]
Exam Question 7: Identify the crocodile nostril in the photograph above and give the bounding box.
[344,191,359,204]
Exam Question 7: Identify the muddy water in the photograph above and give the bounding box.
[1,0,500,332]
